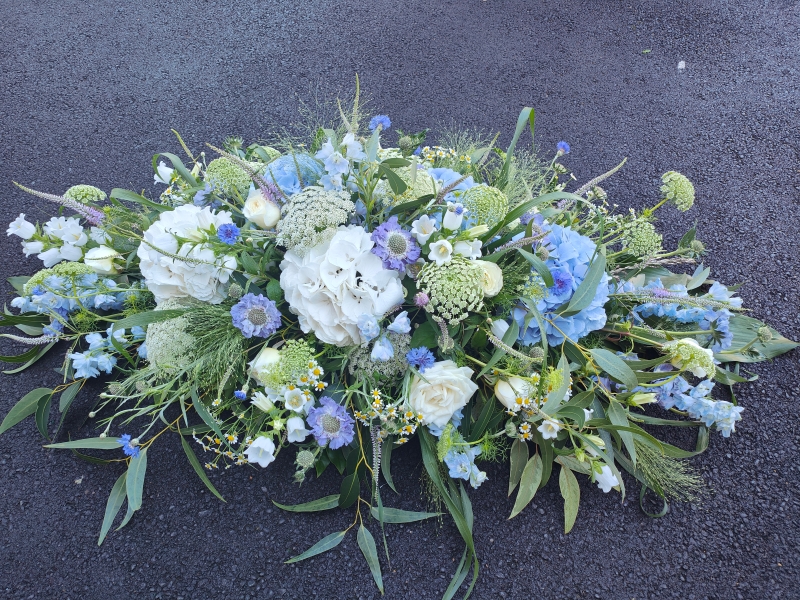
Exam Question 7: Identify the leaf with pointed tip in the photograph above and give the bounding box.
[559,465,580,533]
[369,507,441,523]
[180,433,225,503]
[509,454,543,518]
[339,472,360,509]
[508,438,529,497]
[45,437,122,450]
[285,530,347,564]
[0,388,52,436]
[98,472,127,545]
[273,494,340,513]
[358,525,384,594]
[589,348,638,392]
[126,448,148,511]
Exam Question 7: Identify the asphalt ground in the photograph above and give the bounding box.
[1,1,799,598]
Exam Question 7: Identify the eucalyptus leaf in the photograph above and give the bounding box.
[98,472,128,545]
[180,433,226,503]
[0,387,52,436]
[339,472,360,508]
[285,530,347,564]
[126,448,148,511]
[509,453,543,518]
[369,507,441,523]
[507,437,529,497]
[559,465,580,533]
[357,525,384,594]
[558,251,606,317]
[589,348,639,392]
[273,494,340,513]
[45,437,123,450]
[518,249,554,287]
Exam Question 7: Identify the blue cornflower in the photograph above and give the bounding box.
[234,390,247,400]
[368,115,391,131]
[230,293,282,338]
[217,223,240,245]
[406,347,435,372]
[117,434,140,458]
[557,141,570,155]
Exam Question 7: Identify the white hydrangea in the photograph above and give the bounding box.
[280,225,405,346]
[137,205,237,304]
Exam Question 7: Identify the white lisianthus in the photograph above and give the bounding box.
[476,260,503,297]
[137,204,237,304]
[243,186,281,229]
[454,239,482,260]
[22,240,44,257]
[280,225,405,346]
[494,376,531,411]
[83,245,120,275]
[244,436,276,468]
[7,214,36,239]
[537,418,563,440]
[248,347,281,385]
[286,416,310,443]
[154,160,174,185]
[594,465,619,493]
[411,215,437,245]
[408,360,479,427]
[428,239,453,266]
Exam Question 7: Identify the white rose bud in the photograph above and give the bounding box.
[248,346,281,385]
[83,245,121,275]
[475,260,503,297]
[243,188,281,229]
[494,376,530,411]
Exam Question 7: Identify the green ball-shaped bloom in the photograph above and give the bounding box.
[459,184,509,228]
[253,146,281,163]
[623,220,662,257]
[417,256,484,324]
[660,171,695,212]
[64,185,106,204]
[204,158,257,198]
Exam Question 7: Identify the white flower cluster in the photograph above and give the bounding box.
[275,187,355,256]
[280,225,405,346]
[137,205,237,304]
[6,213,105,268]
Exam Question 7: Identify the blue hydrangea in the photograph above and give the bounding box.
[427,167,476,204]
[263,154,324,197]
[513,223,610,346]
[217,223,240,245]
[369,115,391,131]
[406,347,435,372]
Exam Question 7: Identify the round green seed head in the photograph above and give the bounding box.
[459,184,509,228]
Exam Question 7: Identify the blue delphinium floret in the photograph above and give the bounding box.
[230,293,282,339]
[444,446,486,489]
[307,397,355,450]
[371,336,394,362]
[370,216,421,273]
[406,347,435,372]
[217,223,240,245]
[357,314,380,342]
[513,223,610,346]
[369,115,391,131]
[118,434,140,458]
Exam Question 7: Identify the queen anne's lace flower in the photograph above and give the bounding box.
[622,219,662,257]
[204,158,258,198]
[275,187,355,256]
[416,256,484,324]
[660,171,695,212]
[137,205,237,304]
[63,185,106,204]
[280,225,405,346]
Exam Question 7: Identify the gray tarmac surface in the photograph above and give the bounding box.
[1,0,799,598]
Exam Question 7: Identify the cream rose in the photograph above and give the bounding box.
[408,360,479,427]
[83,245,121,275]
[494,376,532,411]
[476,260,503,297]
[243,187,281,229]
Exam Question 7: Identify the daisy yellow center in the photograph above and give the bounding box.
[321,414,341,435]
[247,307,268,325]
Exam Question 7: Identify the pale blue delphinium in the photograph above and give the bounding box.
[371,335,394,362]
[357,314,380,342]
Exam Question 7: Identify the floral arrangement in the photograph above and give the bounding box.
[1,89,796,598]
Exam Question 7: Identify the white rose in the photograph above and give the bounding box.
[243,187,281,229]
[408,360,479,427]
[248,346,281,385]
[83,245,120,275]
[494,376,532,411]
[476,260,503,297]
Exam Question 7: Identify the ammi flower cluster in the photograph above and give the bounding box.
[1,90,796,597]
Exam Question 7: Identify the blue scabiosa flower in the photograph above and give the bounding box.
[234,390,247,400]
[556,141,570,155]
[406,347,435,372]
[370,216,421,273]
[369,115,392,131]
[117,434,140,458]
[217,223,240,245]
[231,293,282,339]
[307,397,355,450]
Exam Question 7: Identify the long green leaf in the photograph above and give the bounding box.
[110,188,168,212]
[496,107,535,189]
[180,433,226,503]
[369,507,441,523]
[589,348,639,392]
[381,438,398,493]
[339,472,360,509]
[358,525,384,594]
[509,453,543,518]
[46,437,122,450]
[152,152,199,186]
[285,530,347,564]
[126,448,148,511]
[606,402,637,465]
[111,309,187,333]
[0,388,52,436]
[59,380,82,412]
[2,341,56,374]
[518,249,554,287]
[559,251,607,317]
[507,438,529,497]
[34,392,52,440]
[559,465,580,533]
[273,494,340,513]
[98,472,128,545]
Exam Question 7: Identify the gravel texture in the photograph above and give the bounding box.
[1,1,799,598]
